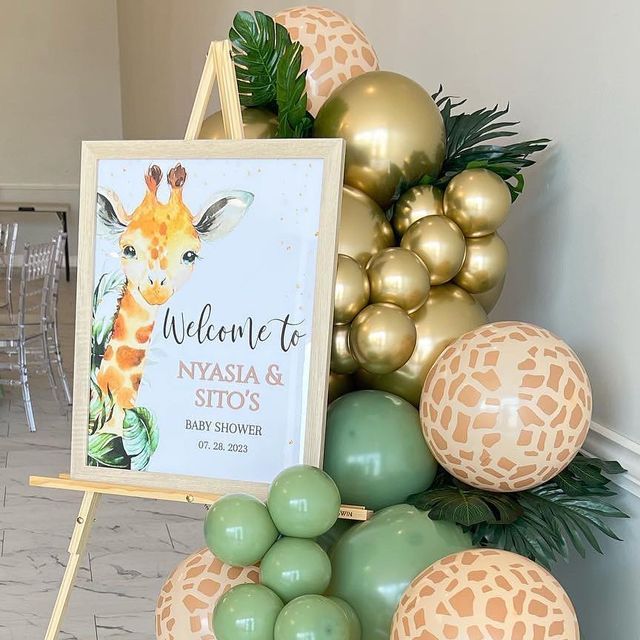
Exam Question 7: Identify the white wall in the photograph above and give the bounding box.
[116,2,640,636]
[0,0,122,260]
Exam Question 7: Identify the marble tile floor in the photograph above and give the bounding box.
[0,272,205,639]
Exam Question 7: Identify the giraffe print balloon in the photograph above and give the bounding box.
[421,321,592,491]
[391,548,580,640]
[275,6,379,116]
[155,548,259,640]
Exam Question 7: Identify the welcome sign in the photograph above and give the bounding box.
[71,139,344,497]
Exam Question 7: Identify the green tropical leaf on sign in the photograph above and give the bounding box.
[123,407,159,471]
[87,432,130,468]
[91,271,125,371]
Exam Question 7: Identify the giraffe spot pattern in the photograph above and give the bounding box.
[421,322,592,491]
[155,548,259,640]
[275,6,379,116]
[391,549,579,640]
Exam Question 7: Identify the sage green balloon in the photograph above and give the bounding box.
[267,464,341,537]
[261,537,332,602]
[328,503,472,640]
[274,594,350,640]
[329,597,361,640]
[213,583,283,640]
[324,390,437,510]
[204,494,278,566]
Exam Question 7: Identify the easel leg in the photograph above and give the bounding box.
[45,491,101,640]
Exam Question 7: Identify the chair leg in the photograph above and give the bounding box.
[42,327,62,408]
[51,320,72,405]
[18,340,36,432]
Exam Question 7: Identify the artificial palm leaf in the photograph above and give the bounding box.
[276,40,313,138]
[429,86,550,201]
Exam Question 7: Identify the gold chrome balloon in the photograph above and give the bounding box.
[356,284,488,405]
[334,254,370,324]
[444,169,511,237]
[314,71,446,209]
[199,107,278,140]
[454,233,508,293]
[339,186,394,265]
[367,247,430,313]
[331,324,358,374]
[472,275,506,313]
[328,372,354,404]
[350,303,417,375]
[392,185,443,238]
[400,216,466,285]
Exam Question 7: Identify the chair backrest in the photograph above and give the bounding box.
[17,239,58,325]
[46,232,67,320]
[0,222,18,309]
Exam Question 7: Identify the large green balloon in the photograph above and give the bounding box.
[267,464,341,538]
[328,504,472,640]
[324,391,437,510]
[204,494,278,566]
[274,595,350,640]
[261,537,332,603]
[213,583,283,640]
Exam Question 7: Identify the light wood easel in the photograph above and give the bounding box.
[29,40,370,640]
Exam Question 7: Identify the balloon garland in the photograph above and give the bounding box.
[154,6,632,640]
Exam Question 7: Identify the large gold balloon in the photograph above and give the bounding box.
[331,324,358,374]
[314,71,446,209]
[356,285,488,405]
[472,274,505,313]
[199,107,278,140]
[444,169,511,237]
[392,185,443,238]
[367,248,430,313]
[350,303,417,375]
[454,233,508,293]
[400,216,466,285]
[334,254,370,324]
[328,372,354,404]
[339,186,394,266]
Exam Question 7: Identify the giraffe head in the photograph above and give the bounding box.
[97,163,253,306]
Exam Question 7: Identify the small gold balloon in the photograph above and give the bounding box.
[339,186,395,266]
[334,254,370,324]
[392,185,443,237]
[328,372,354,404]
[199,107,278,140]
[444,169,511,237]
[314,71,446,209]
[472,274,506,313]
[454,233,508,293]
[400,216,466,285]
[367,247,430,313]
[350,303,417,375]
[331,324,358,374]
[356,284,488,405]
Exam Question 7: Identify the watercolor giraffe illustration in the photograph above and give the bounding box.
[89,163,253,468]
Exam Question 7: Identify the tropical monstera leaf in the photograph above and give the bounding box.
[91,271,125,371]
[123,407,159,471]
[87,432,130,468]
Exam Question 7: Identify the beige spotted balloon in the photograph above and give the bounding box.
[275,6,379,116]
[421,321,592,491]
[155,548,259,640]
[391,548,580,640]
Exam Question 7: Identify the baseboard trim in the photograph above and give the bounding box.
[583,421,640,498]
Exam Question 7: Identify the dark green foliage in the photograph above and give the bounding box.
[428,86,550,200]
[230,11,313,138]
[409,454,628,568]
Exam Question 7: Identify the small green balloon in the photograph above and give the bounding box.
[324,390,438,510]
[213,583,283,640]
[268,464,341,537]
[204,494,278,566]
[274,595,350,640]
[261,537,332,602]
[328,504,472,640]
[329,597,361,640]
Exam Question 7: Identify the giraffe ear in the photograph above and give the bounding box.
[194,190,254,239]
[97,187,130,233]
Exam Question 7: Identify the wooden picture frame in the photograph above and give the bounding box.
[70,138,345,499]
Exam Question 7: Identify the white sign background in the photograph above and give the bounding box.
[94,157,325,484]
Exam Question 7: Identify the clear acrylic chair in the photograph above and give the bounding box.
[0,238,59,431]
[0,222,18,319]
